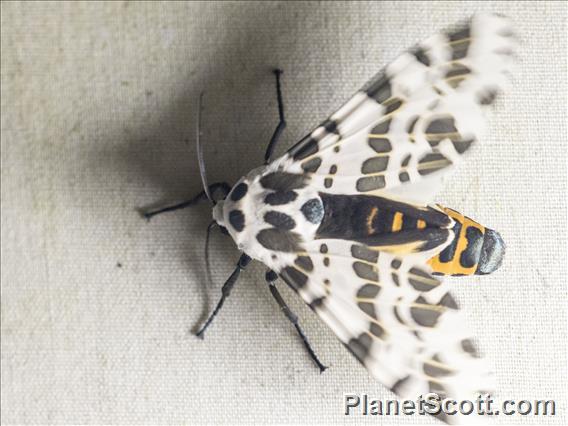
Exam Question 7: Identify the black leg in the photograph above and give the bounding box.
[264,69,287,164]
[140,182,231,220]
[265,270,328,373]
[195,253,251,338]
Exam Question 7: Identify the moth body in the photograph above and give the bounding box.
[201,13,514,424]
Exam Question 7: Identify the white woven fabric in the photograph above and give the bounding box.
[1,1,566,424]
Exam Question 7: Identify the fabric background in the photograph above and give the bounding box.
[1,1,566,424]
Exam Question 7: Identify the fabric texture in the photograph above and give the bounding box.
[1,1,566,424]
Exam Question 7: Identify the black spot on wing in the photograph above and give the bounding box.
[229,182,248,202]
[429,380,449,401]
[425,116,458,143]
[357,283,381,299]
[478,89,498,105]
[362,157,389,174]
[358,302,377,319]
[406,116,419,134]
[399,172,410,182]
[454,138,474,154]
[445,63,471,88]
[369,322,385,338]
[384,98,403,114]
[256,229,302,252]
[264,191,297,206]
[308,296,326,311]
[412,47,430,66]
[439,292,459,310]
[351,245,379,263]
[391,259,402,269]
[302,157,322,173]
[390,376,411,395]
[346,333,373,363]
[288,136,319,161]
[369,138,391,153]
[391,272,400,286]
[417,153,452,176]
[353,262,378,282]
[356,176,386,192]
[322,118,339,134]
[364,73,392,104]
[228,210,245,232]
[408,267,439,292]
[280,266,308,291]
[411,296,442,327]
[370,118,392,135]
[260,172,307,191]
[461,338,481,358]
[264,211,296,230]
[294,255,314,272]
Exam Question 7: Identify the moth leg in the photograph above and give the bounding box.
[140,182,231,220]
[264,69,287,164]
[195,253,251,338]
[265,269,328,373]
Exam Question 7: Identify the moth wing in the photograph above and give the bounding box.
[277,13,515,204]
[274,239,494,424]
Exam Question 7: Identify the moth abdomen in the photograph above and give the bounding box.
[428,207,505,276]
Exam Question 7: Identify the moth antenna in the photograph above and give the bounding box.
[204,220,217,288]
[197,92,214,204]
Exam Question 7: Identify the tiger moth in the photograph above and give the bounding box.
[144,13,514,424]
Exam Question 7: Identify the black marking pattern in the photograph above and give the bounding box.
[256,229,302,252]
[260,172,307,191]
[264,191,297,206]
[460,226,484,268]
[351,245,379,263]
[362,157,389,174]
[280,266,308,291]
[228,210,245,232]
[411,296,442,327]
[229,182,248,202]
[425,115,474,154]
[357,283,381,299]
[264,211,296,230]
[288,137,319,161]
[353,262,378,282]
[346,333,373,363]
[294,255,314,272]
[317,193,451,243]
[302,157,322,173]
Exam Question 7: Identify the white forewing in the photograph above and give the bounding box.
[277,13,515,204]
[274,239,495,424]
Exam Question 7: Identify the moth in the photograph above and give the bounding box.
[144,13,514,424]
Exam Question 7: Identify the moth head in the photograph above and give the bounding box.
[213,177,249,242]
[212,200,225,228]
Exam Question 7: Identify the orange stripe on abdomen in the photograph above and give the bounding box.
[428,207,486,276]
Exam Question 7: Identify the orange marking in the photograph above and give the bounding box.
[392,212,403,232]
[417,220,426,229]
[427,207,486,276]
[367,207,378,234]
